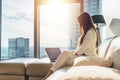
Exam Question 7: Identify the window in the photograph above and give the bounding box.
[40,3,81,58]
[1,0,34,60]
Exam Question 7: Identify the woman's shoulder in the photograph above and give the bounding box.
[87,28,95,34]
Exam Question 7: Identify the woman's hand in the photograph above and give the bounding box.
[74,52,79,57]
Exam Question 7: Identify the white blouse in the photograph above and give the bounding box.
[75,28,97,56]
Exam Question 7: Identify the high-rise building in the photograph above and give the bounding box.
[8,39,17,58]
[8,37,29,59]
[84,0,102,15]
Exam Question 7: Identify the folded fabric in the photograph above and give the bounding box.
[73,56,113,67]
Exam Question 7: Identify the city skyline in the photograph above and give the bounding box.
[8,37,29,59]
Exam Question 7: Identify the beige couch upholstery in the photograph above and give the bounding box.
[0,63,25,80]
[26,63,53,80]
[0,58,51,80]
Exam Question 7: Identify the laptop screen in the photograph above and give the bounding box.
[45,48,61,62]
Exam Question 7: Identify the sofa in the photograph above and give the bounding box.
[46,36,120,80]
[0,36,120,80]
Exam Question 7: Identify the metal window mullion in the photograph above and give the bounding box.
[34,0,40,58]
[0,0,2,61]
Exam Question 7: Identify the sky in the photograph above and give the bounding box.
[40,4,71,47]
[2,0,34,47]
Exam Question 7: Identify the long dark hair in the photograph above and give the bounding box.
[77,12,98,47]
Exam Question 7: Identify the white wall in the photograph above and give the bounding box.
[102,0,120,39]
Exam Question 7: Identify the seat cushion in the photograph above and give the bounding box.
[57,66,120,80]
[26,63,53,77]
[0,63,25,75]
[0,75,24,80]
[29,77,42,80]
[0,58,41,75]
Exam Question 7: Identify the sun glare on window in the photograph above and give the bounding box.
[40,3,80,58]
[40,4,70,47]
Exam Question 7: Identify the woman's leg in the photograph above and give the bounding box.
[42,51,76,80]
[41,70,53,80]
[50,51,76,71]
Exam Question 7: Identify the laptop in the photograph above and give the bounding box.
[45,48,61,62]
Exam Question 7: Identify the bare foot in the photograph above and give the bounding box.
[41,70,53,80]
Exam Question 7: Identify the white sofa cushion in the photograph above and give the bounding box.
[73,56,113,67]
[111,49,120,70]
[105,37,120,70]
[105,37,120,59]
[58,66,120,80]
[47,66,71,80]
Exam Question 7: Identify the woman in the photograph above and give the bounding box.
[42,12,98,80]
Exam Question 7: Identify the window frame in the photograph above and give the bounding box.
[0,0,2,60]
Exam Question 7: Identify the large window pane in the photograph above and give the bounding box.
[40,3,80,58]
[1,0,34,60]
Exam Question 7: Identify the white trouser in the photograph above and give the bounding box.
[50,51,76,72]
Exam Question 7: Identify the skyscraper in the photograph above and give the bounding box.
[84,0,102,15]
[8,37,29,59]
